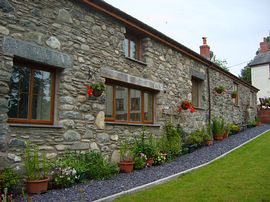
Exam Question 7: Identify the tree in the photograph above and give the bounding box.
[210,51,229,71]
[239,66,251,84]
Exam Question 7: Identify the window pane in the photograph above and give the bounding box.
[8,66,30,118]
[130,89,141,122]
[115,86,128,121]
[105,85,113,118]
[144,93,153,121]
[192,78,201,107]
[130,39,137,59]
[123,38,129,57]
[32,70,52,120]
[18,93,29,118]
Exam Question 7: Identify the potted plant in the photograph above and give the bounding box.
[24,141,49,194]
[255,117,262,126]
[178,100,196,113]
[119,140,134,173]
[144,135,157,167]
[231,91,238,98]
[86,82,105,97]
[214,85,225,94]
[203,127,213,146]
[212,117,225,141]
[223,124,230,139]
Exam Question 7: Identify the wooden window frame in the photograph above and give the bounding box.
[7,59,56,125]
[233,83,239,106]
[124,34,141,61]
[191,77,203,108]
[105,80,154,124]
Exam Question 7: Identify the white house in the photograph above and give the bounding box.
[249,38,270,102]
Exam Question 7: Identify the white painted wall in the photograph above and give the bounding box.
[251,64,270,103]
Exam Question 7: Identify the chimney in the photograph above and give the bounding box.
[200,37,210,59]
[260,37,269,53]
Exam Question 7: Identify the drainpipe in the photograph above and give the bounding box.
[207,65,211,131]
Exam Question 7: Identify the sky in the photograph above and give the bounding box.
[105,0,270,76]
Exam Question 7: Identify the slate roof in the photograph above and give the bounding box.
[249,51,270,67]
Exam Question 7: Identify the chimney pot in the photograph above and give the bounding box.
[200,37,210,59]
[202,37,207,45]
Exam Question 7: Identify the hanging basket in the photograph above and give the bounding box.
[92,89,103,97]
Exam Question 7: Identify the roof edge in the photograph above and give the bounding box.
[81,0,259,92]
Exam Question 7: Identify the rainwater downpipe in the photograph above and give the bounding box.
[207,65,212,130]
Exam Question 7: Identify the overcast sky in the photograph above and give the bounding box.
[105,0,270,76]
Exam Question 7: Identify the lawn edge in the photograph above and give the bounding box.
[94,129,270,202]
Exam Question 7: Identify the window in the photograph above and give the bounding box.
[123,34,141,60]
[233,83,239,105]
[105,81,154,124]
[7,60,55,124]
[191,77,203,108]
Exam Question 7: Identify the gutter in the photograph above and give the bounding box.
[81,0,259,92]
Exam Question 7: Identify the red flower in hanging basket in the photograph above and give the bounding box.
[178,100,196,113]
[86,85,93,96]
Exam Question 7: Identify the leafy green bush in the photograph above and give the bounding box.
[228,123,240,135]
[157,122,182,159]
[51,151,118,186]
[133,128,157,159]
[133,154,147,170]
[82,151,118,180]
[0,168,20,192]
[187,129,206,145]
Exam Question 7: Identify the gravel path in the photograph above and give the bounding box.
[31,124,270,202]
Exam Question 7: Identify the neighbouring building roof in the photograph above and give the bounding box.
[82,0,259,92]
[249,51,270,67]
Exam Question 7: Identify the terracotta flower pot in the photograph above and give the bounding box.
[25,178,49,194]
[231,93,237,98]
[118,161,134,173]
[205,139,213,146]
[223,132,229,139]
[214,134,224,141]
[256,122,262,126]
[92,89,103,97]
[146,158,154,167]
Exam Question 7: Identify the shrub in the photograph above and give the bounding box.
[82,151,118,180]
[0,168,20,192]
[51,151,118,186]
[228,123,240,135]
[158,122,182,159]
[52,166,78,188]
[133,128,157,159]
[133,153,147,170]
[187,129,207,145]
[154,152,166,165]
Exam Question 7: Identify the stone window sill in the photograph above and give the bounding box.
[194,107,206,110]
[9,123,63,129]
[105,121,161,127]
[125,56,147,66]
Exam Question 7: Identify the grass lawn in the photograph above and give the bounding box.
[115,131,270,202]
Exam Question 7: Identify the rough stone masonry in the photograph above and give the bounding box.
[0,0,257,169]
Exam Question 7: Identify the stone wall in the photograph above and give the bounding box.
[0,0,257,169]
